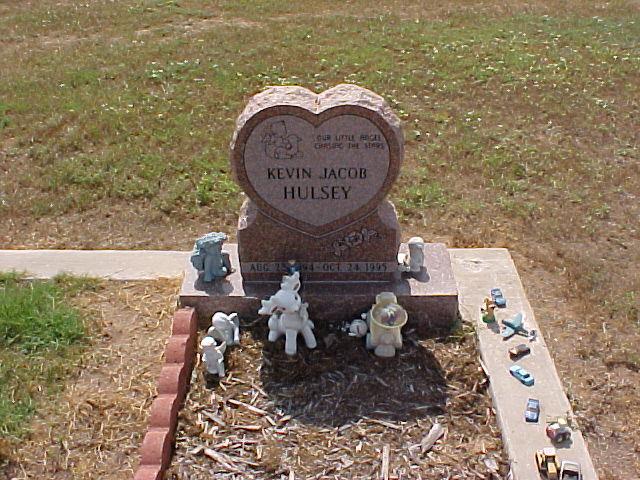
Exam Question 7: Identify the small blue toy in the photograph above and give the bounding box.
[501,312,529,339]
[490,288,506,308]
[190,232,232,282]
[510,364,534,386]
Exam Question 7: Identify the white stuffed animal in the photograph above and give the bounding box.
[200,336,227,377]
[208,312,240,346]
[258,271,316,356]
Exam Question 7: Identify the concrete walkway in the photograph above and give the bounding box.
[0,250,189,280]
[450,248,598,480]
[0,248,598,479]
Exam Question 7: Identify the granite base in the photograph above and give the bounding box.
[179,243,458,332]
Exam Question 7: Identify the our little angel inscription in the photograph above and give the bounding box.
[231,84,404,282]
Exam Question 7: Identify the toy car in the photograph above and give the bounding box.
[509,343,531,359]
[525,398,540,422]
[560,460,582,480]
[490,288,506,308]
[536,447,560,480]
[546,416,572,443]
[509,364,534,386]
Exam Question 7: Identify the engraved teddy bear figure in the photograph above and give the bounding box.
[365,292,408,358]
[200,336,227,377]
[261,120,302,160]
[258,271,317,356]
[207,312,240,346]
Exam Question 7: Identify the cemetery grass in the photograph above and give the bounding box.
[0,279,178,480]
[0,274,96,439]
[0,0,638,477]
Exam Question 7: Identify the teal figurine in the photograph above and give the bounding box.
[190,232,232,282]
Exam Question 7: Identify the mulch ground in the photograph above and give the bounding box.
[168,319,506,479]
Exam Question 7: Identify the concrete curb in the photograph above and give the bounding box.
[0,250,188,280]
[450,249,599,480]
[134,307,197,480]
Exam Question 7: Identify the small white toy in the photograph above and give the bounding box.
[398,236,425,273]
[200,336,227,377]
[407,236,425,272]
[208,312,240,346]
[349,318,368,338]
[365,292,408,358]
[258,271,317,356]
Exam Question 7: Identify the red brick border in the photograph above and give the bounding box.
[134,307,197,480]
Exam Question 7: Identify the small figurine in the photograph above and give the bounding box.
[258,271,316,356]
[365,292,408,357]
[190,232,232,282]
[397,236,425,273]
[200,336,227,377]
[208,312,240,346]
[407,237,425,272]
[481,297,497,323]
[348,317,368,338]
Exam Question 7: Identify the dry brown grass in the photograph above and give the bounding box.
[0,279,178,480]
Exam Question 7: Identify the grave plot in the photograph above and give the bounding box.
[163,84,504,479]
[167,321,507,479]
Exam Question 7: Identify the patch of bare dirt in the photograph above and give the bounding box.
[0,201,238,250]
[0,279,179,480]
[513,253,640,479]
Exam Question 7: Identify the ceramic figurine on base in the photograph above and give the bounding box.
[407,236,425,272]
[258,271,316,356]
[190,232,232,282]
[398,236,425,273]
[481,297,496,324]
[365,292,408,357]
[208,312,240,346]
[200,336,227,377]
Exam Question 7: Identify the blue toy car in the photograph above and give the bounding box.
[509,364,534,386]
[491,288,506,308]
[525,398,540,422]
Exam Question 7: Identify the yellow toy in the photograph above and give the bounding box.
[365,292,408,357]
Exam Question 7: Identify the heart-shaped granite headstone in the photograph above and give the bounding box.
[231,85,403,237]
